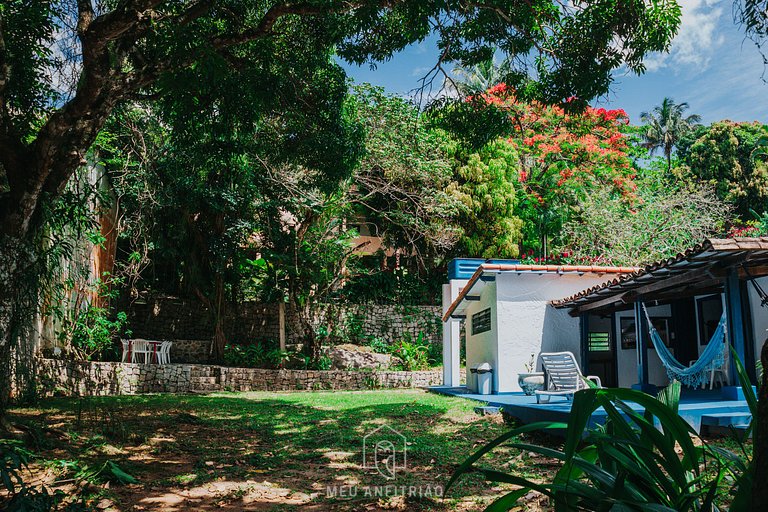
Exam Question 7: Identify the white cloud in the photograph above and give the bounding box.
[645,0,726,73]
[411,66,432,77]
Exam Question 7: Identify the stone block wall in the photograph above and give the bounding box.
[37,359,453,396]
[166,339,209,363]
[122,298,281,343]
[119,297,442,364]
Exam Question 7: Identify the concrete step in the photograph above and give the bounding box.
[700,412,752,428]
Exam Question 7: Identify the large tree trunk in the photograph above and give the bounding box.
[0,234,39,413]
[754,339,768,508]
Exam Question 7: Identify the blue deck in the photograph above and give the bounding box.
[430,386,751,434]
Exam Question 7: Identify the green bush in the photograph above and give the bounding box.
[70,308,131,360]
[389,332,440,370]
[223,343,268,368]
[448,370,756,511]
[366,336,391,354]
[390,333,430,371]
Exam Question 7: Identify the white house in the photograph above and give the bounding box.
[442,238,768,396]
[442,261,636,393]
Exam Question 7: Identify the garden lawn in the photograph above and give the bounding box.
[6,389,556,511]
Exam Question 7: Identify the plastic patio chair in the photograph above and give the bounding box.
[130,339,152,364]
[157,341,172,364]
[120,339,130,363]
[535,351,602,404]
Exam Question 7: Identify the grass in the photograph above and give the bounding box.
[5,389,750,511]
[6,389,552,511]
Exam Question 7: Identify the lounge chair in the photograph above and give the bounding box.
[535,351,602,403]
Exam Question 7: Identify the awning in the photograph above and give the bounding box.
[552,237,768,316]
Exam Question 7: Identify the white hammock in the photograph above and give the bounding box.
[642,305,727,388]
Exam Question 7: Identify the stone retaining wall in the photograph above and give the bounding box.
[121,298,441,364]
[37,359,451,396]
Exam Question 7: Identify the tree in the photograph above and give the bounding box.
[449,139,524,258]
[640,98,702,171]
[561,171,732,266]
[677,121,768,219]
[348,84,463,267]
[0,0,680,406]
[453,57,515,96]
[444,84,637,257]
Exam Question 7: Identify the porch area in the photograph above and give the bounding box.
[431,386,752,434]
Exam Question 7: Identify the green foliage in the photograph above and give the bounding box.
[450,139,524,258]
[449,385,742,511]
[677,121,768,219]
[337,261,445,305]
[55,276,132,361]
[366,336,391,355]
[0,0,59,140]
[72,460,138,486]
[223,343,269,368]
[560,170,731,265]
[390,333,437,371]
[0,439,74,511]
[350,84,463,258]
[69,309,130,362]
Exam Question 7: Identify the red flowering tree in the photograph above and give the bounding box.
[468,84,636,256]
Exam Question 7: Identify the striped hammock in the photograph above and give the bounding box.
[642,305,727,389]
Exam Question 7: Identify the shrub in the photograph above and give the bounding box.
[448,370,756,511]
[390,333,430,371]
[223,343,268,368]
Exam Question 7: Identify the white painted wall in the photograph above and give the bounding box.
[615,305,671,388]
[474,272,614,393]
[464,282,498,392]
[442,280,467,387]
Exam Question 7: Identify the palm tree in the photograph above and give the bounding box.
[640,98,702,171]
[453,57,513,95]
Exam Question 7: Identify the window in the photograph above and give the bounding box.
[588,332,611,352]
[471,308,492,335]
[697,294,723,346]
[620,316,671,349]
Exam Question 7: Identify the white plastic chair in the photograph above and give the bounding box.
[536,352,602,403]
[157,341,172,364]
[120,339,130,362]
[689,353,728,390]
[131,339,152,364]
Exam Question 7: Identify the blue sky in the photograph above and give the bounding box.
[341,0,768,125]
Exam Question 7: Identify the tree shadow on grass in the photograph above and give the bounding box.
[11,391,516,511]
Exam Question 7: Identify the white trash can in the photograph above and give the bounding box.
[476,363,493,395]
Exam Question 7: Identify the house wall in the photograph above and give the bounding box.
[615,304,671,388]
[464,282,498,392]
[470,272,613,393]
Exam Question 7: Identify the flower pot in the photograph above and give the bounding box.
[518,372,545,395]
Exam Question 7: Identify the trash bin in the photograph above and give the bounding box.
[476,363,493,395]
[468,365,480,392]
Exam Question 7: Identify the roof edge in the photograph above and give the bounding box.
[441,263,638,322]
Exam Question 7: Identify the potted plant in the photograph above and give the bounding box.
[517,353,545,396]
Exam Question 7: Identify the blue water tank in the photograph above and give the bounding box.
[448,258,521,280]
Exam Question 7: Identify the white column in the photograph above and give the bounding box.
[442,281,465,387]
